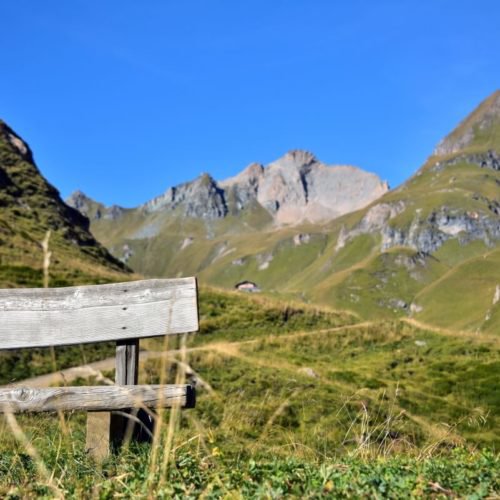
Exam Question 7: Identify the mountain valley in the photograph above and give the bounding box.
[68,91,500,334]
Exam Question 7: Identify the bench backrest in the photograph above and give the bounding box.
[0,277,199,458]
[0,277,198,349]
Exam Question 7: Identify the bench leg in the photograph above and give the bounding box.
[87,338,154,458]
[110,338,154,451]
[86,412,111,461]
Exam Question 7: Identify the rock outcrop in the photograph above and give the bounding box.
[66,190,124,221]
[221,150,388,224]
[431,150,500,172]
[70,150,389,226]
[142,173,227,219]
[335,90,500,256]
[338,200,500,255]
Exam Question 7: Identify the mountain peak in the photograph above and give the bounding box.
[137,150,388,224]
[273,149,318,168]
[67,189,93,209]
[433,90,500,156]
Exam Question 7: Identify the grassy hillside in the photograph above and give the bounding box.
[1,288,498,496]
[0,120,131,287]
[434,89,500,155]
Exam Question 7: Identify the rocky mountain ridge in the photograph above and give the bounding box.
[68,150,389,226]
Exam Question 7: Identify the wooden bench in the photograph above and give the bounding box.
[0,277,199,459]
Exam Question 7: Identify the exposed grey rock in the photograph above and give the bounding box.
[493,285,500,306]
[410,303,423,314]
[4,129,33,162]
[66,190,92,216]
[431,150,500,172]
[120,244,133,263]
[105,205,124,220]
[298,367,318,378]
[222,162,264,212]
[340,199,499,255]
[142,173,227,220]
[221,149,389,224]
[394,252,428,270]
[336,201,405,251]
[388,298,408,310]
[381,207,500,253]
[66,190,124,221]
[256,253,273,270]
[134,150,388,225]
[210,242,235,263]
[180,237,194,250]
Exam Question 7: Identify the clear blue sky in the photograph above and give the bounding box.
[1,0,499,207]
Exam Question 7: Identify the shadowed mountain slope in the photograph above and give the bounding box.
[0,120,130,286]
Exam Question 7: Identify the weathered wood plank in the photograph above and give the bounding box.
[0,385,194,413]
[86,412,111,461]
[110,339,142,449]
[0,278,198,349]
[115,339,139,386]
[0,278,197,310]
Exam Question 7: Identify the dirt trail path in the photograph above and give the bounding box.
[401,318,499,346]
[10,318,494,389]
[8,322,376,388]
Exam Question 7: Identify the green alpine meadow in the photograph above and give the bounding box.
[1,82,499,496]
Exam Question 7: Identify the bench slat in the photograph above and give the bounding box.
[0,278,198,349]
[0,385,195,413]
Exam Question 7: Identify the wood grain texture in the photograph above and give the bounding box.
[0,278,198,349]
[86,412,111,461]
[115,339,139,385]
[111,338,141,449]
[0,385,194,413]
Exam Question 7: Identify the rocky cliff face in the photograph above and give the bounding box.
[221,150,389,224]
[142,173,227,219]
[337,201,500,255]
[70,150,388,226]
[66,190,125,221]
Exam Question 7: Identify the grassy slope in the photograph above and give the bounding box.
[0,288,498,496]
[175,290,500,452]
[0,120,131,287]
[415,247,500,333]
[434,89,500,156]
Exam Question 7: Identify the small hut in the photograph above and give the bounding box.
[235,280,260,293]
